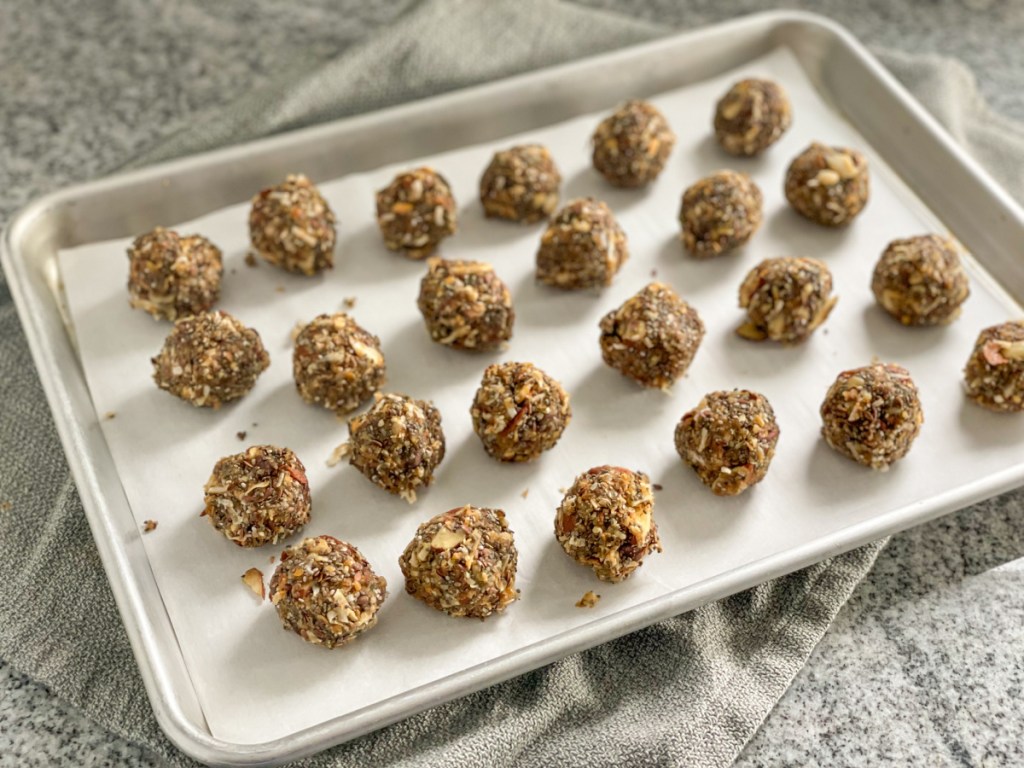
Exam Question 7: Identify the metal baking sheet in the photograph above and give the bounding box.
[5,12,1024,766]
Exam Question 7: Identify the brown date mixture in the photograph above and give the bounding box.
[713,78,792,157]
[417,258,514,351]
[375,167,457,259]
[479,144,561,223]
[127,227,222,321]
[591,100,676,188]
[963,320,1024,412]
[871,235,970,326]
[293,313,385,414]
[785,143,869,227]
[679,170,763,258]
[737,257,837,343]
[249,174,337,275]
[536,198,628,290]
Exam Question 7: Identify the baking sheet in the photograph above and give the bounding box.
[57,46,1023,744]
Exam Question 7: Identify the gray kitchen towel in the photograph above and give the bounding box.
[0,1,1021,766]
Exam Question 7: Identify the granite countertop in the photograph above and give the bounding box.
[2,1,1023,766]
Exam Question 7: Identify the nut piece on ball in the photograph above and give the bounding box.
[293,313,385,414]
[713,78,792,157]
[680,170,763,258]
[591,100,676,188]
[249,174,337,275]
[270,536,387,649]
[127,227,223,321]
[399,505,518,619]
[785,142,869,227]
[536,198,629,290]
[820,362,923,470]
[872,235,970,326]
[963,320,1024,412]
[479,144,561,223]
[375,167,457,259]
[417,258,514,352]
[555,466,662,582]
[674,390,780,496]
[152,310,269,408]
[203,445,310,547]
[737,257,837,343]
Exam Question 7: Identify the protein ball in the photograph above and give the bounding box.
[674,390,780,496]
[737,257,837,343]
[399,505,518,619]
[152,310,269,408]
[871,235,970,326]
[591,100,676,188]
[375,167,457,259]
[417,257,514,351]
[785,142,869,227]
[555,466,662,583]
[820,362,924,470]
[249,174,337,275]
[270,536,387,649]
[293,313,385,414]
[470,362,572,462]
[342,392,446,502]
[963,320,1024,412]
[679,171,763,258]
[127,227,222,321]
[479,144,561,223]
[713,78,792,157]
[599,282,705,390]
[536,198,628,290]
[202,445,311,547]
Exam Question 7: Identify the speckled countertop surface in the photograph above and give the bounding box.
[2,2,1023,766]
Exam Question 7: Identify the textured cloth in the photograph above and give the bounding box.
[0,1,1021,766]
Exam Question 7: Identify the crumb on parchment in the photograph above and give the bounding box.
[242,567,266,600]
[143,520,158,533]
[576,591,601,608]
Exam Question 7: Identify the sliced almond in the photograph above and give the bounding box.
[242,568,265,601]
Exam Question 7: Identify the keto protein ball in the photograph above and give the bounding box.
[555,465,662,583]
[536,198,628,290]
[269,536,387,649]
[127,227,222,321]
[737,257,837,343]
[820,362,924,470]
[479,144,561,223]
[679,170,763,258]
[399,505,518,619]
[375,167,457,259]
[963,320,1024,412]
[249,174,337,275]
[871,235,970,326]
[713,78,792,156]
[599,282,705,390]
[591,100,676,188]
[785,142,870,227]
[417,257,514,351]
[202,445,311,547]
[293,313,385,414]
[152,310,269,408]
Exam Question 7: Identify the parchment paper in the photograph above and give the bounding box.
[57,47,1024,744]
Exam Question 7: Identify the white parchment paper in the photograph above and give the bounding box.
[58,48,1024,744]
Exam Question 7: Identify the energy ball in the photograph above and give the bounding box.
[555,465,662,583]
[127,227,222,321]
[820,362,924,470]
[293,313,385,414]
[963,320,1024,412]
[479,144,561,223]
[599,282,705,390]
[679,171,763,258]
[249,174,337,275]
[375,167,457,259]
[785,142,869,227]
[591,100,676,188]
[470,361,572,462]
[417,257,514,351]
[399,505,518,619]
[152,310,269,408]
[713,78,793,157]
[536,198,628,290]
[737,257,837,343]
[269,536,387,649]
[674,390,780,496]
[202,445,311,547]
[342,392,446,502]
[871,235,970,326]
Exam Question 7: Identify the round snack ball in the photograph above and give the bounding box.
[269,536,387,649]
[737,257,837,343]
[679,170,763,258]
[203,445,310,547]
[820,362,924,470]
[591,100,676,188]
[127,227,222,321]
[293,313,385,414]
[871,235,970,326]
[963,320,1024,412]
[417,257,514,351]
[536,198,628,290]
[555,465,662,583]
[713,78,792,157]
[344,392,446,502]
[375,167,457,259]
[479,144,561,223]
[399,505,518,619]
[785,142,869,227]
[674,390,780,496]
[152,310,269,408]
[599,282,705,390]
[470,362,572,462]
[249,174,337,275]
